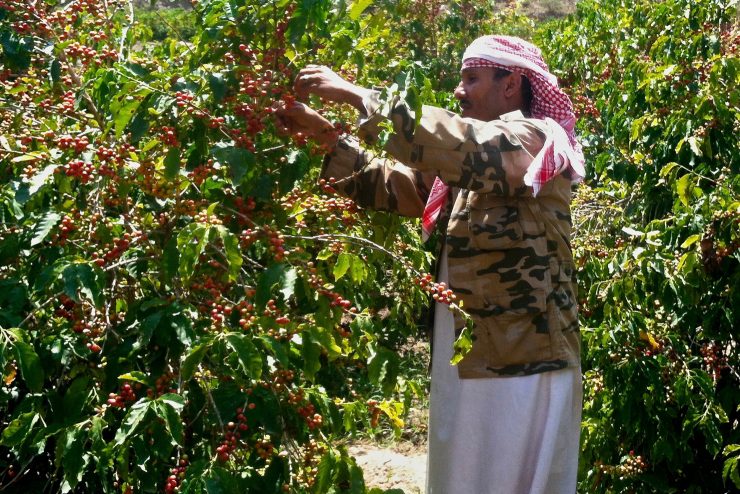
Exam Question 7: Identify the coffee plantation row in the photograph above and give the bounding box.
[0,0,737,492]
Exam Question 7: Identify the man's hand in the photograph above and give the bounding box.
[294,65,371,112]
[274,101,338,149]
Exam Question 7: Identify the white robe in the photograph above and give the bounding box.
[426,251,582,494]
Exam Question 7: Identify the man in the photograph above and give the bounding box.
[277,35,584,494]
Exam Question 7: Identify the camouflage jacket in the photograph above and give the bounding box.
[321,92,580,378]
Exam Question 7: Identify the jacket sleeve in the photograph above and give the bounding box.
[320,135,437,218]
[356,91,548,196]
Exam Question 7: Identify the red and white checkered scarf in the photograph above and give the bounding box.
[422,35,585,241]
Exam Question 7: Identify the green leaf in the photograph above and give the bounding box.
[62,263,104,307]
[301,331,322,381]
[314,450,337,493]
[118,371,151,386]
[0,30,32,70]
[0,412,38,447]
[211,144,255,185]
[181,342,210,381]
[349,0,374,20]
[676,174,695,207]
[723,444,740,488]
[367,345,399,394]
[27,164,58,196]
[621,226,643,237]
[14,339,44,392]
[258,335,290,366]
[349,256,367,283]
[156,395,185,446]
[278,150,310,195]
[307,325,342,360]
[31,211,61,246]
[114,400,152,446]
[451,319,474,365]
[688,136,703,157]
[158,393,185,411]
[163,236,180,282]
[680,234,701,249]
[177,223,209,281]
[62,376,92,424]
[224,334,262,379]
[49,58,61,84]
[209,73,227,102]
[659,162,679,178]
[58,426,88,493]
[110,89,150,139]
[215,226,242,282]
[333,252,352,281]
[280,267,298,300]
[164,146,181,180]
[256,263,287,307]
[11,151,47,163]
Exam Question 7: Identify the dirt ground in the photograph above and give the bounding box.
[348,440,427,494]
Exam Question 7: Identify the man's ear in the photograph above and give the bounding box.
[503,73,523,98]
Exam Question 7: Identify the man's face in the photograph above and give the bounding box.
[454,66,513,122]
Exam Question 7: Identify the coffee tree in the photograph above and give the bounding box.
[3,0,738,492]
[0,0,440,492]
[539,0,739,491]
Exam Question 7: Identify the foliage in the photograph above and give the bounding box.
[134,8,197,42]
[1,0,738,492]
[0,0,441,491]
[538,0,739,491]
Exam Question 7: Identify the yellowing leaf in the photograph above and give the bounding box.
[333,252,352,281]
[3,362,17,386]
[639,331,660,351]
[349,0,374,20]
[680,234,701,249]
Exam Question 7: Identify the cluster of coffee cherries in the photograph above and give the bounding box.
[59,90,76,114]
[190,276,232,301]
[145,372,178,398]
[51,214,78,245]
[57,134,90,153]
[296,402,323,430]
[228,196,256,227]
[215,420,248,462]
[285,182,359,229]
[60,159,96,183]
[160,126,179,147]
[175,90,195,109]
[106,383,137,408]
[54,294,77,320]
[91,232,140,267]
[135,159,175,198]
[416,274,456,304]
[617,451,648,479]
[302,262,356,312]
[597,450,648,480]
[266,228,287,261]
[254,434,275,461]
[229,128,256,151]
[293,438,327,491]
[700,341,728,383]
[261,299,292,334]
[187,160,219,186]
[230,299,255,331]
[573,93,600,119]
[163,458,189,493]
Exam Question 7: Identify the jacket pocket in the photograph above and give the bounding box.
[466,192,522,250]
[463,289,552,369]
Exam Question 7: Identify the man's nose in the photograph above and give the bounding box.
[453,83,465,99]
